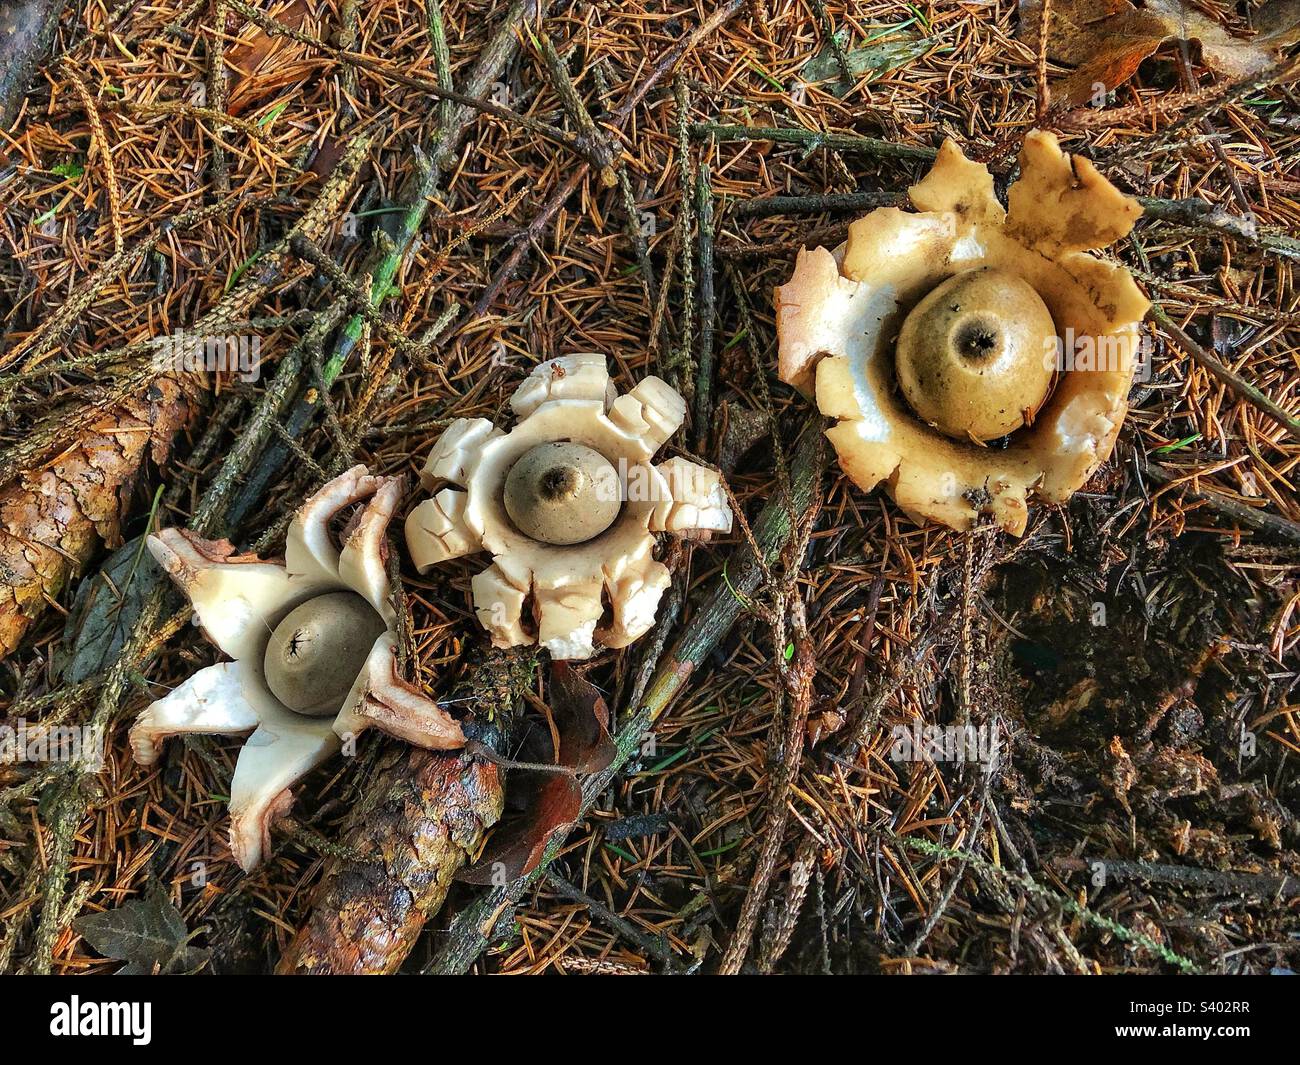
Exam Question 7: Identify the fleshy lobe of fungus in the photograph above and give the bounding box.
[776,131,1149,534]
[129,466,464,871]
[405,354,733,660]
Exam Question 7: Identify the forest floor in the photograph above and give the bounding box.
[1,0,1298,974]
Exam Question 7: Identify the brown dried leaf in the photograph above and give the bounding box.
[1020,0,1300,106]
[458,663,615,884]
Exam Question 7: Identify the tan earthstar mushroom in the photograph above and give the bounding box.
[129,465,464,871]
[405,354,733,659]
[776,130,1150,534]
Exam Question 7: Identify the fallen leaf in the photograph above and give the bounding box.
[458,663,615,883]
[59,529,164,684]
[1020,0,1300,106]
[801,28,937,96]
[74,883,209,975]
[547,661,617,774]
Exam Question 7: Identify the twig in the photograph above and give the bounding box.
[544,870,686,972]
[1054,856,1300,899]
[693,161,717,450]
[718,597,817,974]
[0,1,70,127]
[206,0,230,193]
[690,123,937,163]
[62,65,125,255]
[222,0,592,164]
[425,418,830,974]
[229,0,548,526]
[1150,303,1300,443]
[1135,453,1300,545]
[734,190,897,217]
[899,836,1199,973]
[532,27,617,186]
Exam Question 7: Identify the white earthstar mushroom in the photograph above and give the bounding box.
[775,130,1150,535]
[405,354,733,660]
[130,465,464,871]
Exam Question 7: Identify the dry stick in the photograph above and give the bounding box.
[543,869,686,971]
[718,596,817,974]
[289,235,435,369]
[1035,0,1052,122]
[596,63,659,316]
[669,78,697,392]
[206,0,230,194]
[444,0,747,343]
[1150,303,1300,443]
[901,837,1198,973]
[693,161,717,451]
[734,190,897,217]
[1135,453,1300,545]
[755,831,819,972]
[1053,856,1300,899]
[735,186,1297,262]
[691,123,937,163]
[0,0,70,127]
[532,28,617,187]
[222,0,590,164]
[425,418,830,974]
[62,65,125,255]
[229,0,546,525]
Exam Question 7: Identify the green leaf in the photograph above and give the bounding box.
[74,883,209,975]
[801,27,935,96]
[51,161,85,180]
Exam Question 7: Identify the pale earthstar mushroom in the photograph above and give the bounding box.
[405,354,733,660]
[776,129,1150,535]
[130,466,464,871]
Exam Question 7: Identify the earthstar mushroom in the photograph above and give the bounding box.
[405,354,733,659]
[129,466,464,871]
[776,130,1150,534]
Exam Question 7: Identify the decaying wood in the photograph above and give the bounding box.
[277,650,533,975]
[0,379,195,658]
[0,0,70,129]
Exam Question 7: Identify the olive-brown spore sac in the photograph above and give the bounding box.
[894,266,1057,442]
[263,591,388,716]
[503,442,622,545]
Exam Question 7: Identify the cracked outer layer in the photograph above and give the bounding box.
[775,130,1149,534]
[405,354,733,659]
